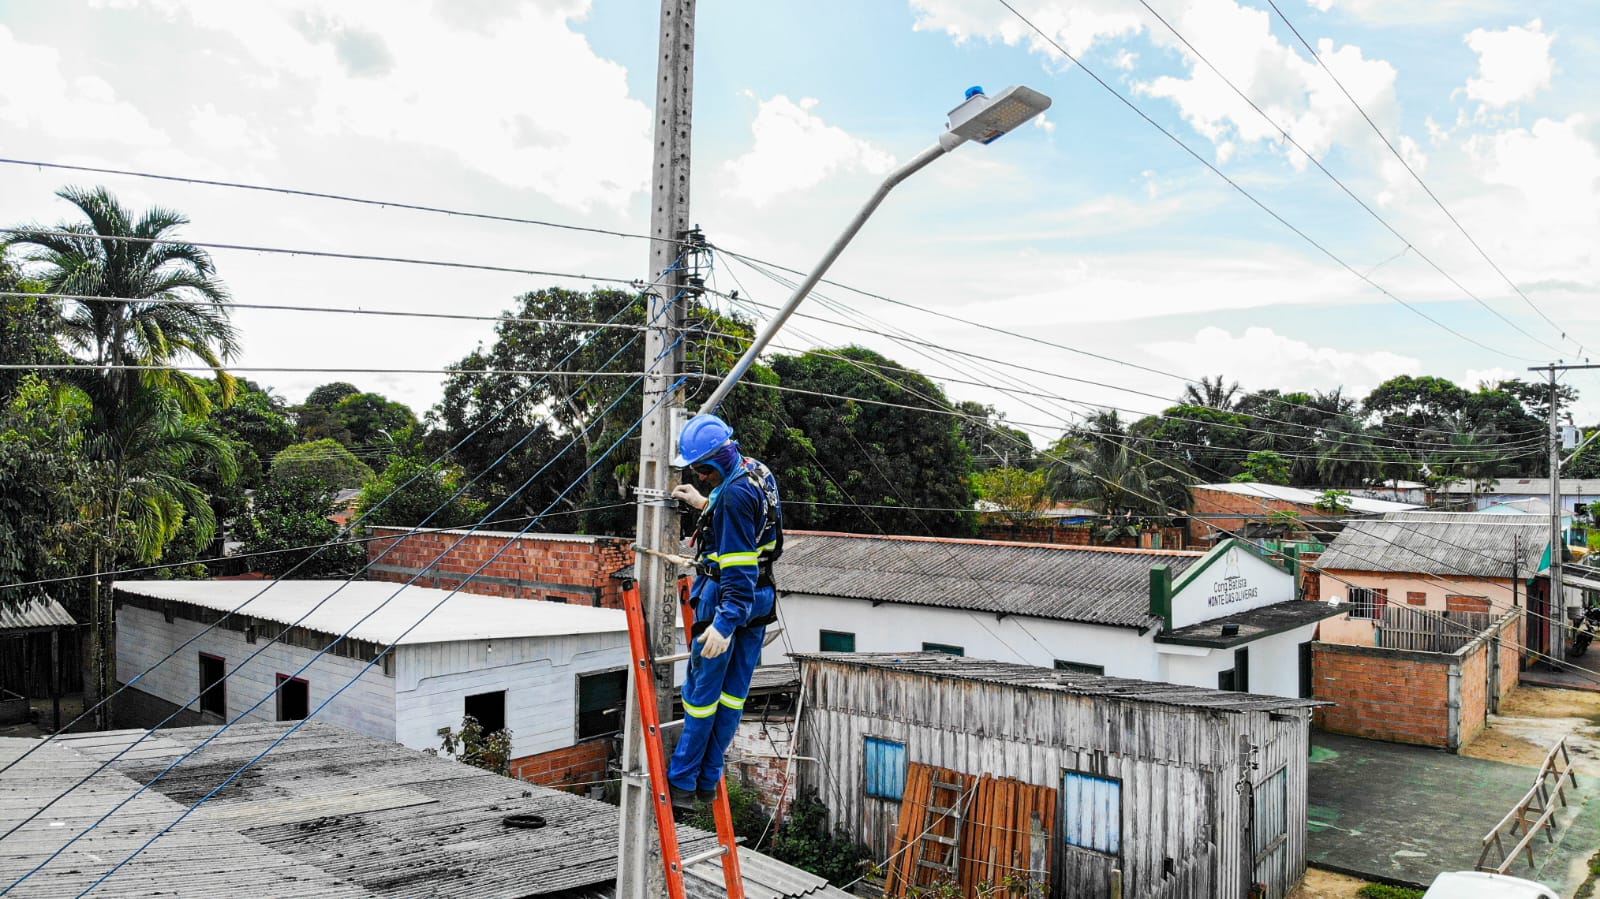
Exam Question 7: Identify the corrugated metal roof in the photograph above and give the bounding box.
[0,596,76,632]
[1316,513,1547,577]
[777,532,1204,629]
[0,721,846,898]
[1440,478,1600,496]
[113,579,634,645]
[1193,482,1422,514]
[797,652,1324,713]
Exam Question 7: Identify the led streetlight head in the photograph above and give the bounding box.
[945,84,1052,145]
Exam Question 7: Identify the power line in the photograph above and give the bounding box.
[716,258,1550,461]
[714,247,1558,449]
[3,291,651,332]
[0,259,687,773]
[985,1,1542,364]
[0,227,644,287]
[0,157,668,247]
[37,379,687,896]
[1134,0,1564,356]
[1,363,653,376]
[1262,0,1585,358]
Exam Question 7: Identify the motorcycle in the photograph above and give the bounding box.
[1570,606,1600,657]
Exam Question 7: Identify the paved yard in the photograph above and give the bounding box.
[1308,729,1600,896]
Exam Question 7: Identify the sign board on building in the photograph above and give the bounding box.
[1168,543,1295,630]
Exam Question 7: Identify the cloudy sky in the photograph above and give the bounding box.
[2,0,1597,442]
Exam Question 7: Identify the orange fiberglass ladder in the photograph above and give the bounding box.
[622,579,746,899]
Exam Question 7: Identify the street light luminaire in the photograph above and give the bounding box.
[699,83,1053,413]
[945,85,1053,146]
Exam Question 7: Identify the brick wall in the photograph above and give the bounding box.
[510,738,611,792]
[1313,610,1522,751]
[1300,552,1322,602]
[1190,487,1326,544]
[1313,643,1451,747]
[728,716,798,813]
[366,528,634,609]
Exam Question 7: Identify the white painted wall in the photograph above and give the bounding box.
[770,594,1317,699]
[394,632,645,758]
[767,594,1160,679]
[1169,545,1295,629]
[1158,621,1318,699]
[117,605,397,739]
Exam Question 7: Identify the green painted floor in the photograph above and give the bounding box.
[1307,732,1600,896]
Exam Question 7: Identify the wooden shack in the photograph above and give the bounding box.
[795,652,1322,899]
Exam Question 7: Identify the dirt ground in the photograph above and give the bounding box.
[1461,685,1600,771]
[1288,867,1375,899]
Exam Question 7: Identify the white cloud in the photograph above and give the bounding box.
[910,0,1402,173]
[1463,367,1517,390]
[1463,19,1554,109]
[1462,115,1600,273]
[135,0,650,211]
[720,94,896,207]
[1303,0,1517,25]
[0,25,168,146]
[1145,326,1420,396]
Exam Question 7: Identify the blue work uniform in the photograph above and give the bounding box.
[667,445,781,794]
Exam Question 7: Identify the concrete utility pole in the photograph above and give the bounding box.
[1531,361,1600,661]
[617,1,695,895]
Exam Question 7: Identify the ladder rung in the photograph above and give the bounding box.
[681,844,729,867]
[928,806,962,817]
[659,718,685,731]
[656,651,692,664]
[922,834,958,846]
[918,860,957,873]
[930,780,964,791]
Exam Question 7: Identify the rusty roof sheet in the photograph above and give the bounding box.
[0,596,75,632]
[777,532,1203,629]
[796,652,1325,713]
[1316,514,1547,577]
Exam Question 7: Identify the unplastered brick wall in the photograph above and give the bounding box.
[1313,643,1450,747]
[1313,610,1521,752]
[727,716,798,812]
[1190,488,1318,544]
[511,739,610,792]
[366,527,634,609]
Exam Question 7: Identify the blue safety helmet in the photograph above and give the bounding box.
[673,413,735,467]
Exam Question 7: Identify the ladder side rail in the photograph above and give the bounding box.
[624,583,689,899]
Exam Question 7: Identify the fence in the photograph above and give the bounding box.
[1377,605,1492,653]
[1476,737,1579,874]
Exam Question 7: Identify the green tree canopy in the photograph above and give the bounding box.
[239,476,363,578]
[1232,450,1292,485]
[356,456,487,529]
[305,382,360,407]
[270,438,375,489]
[765,345,975,537]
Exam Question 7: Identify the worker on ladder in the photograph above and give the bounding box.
[666,412,783,812]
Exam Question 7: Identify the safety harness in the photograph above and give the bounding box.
[689,457,783,636]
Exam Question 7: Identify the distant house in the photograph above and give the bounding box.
[794,652,1323,899]
[112,579,679,789]
[365,526,635,607]
[0,720,847,898]
[1188,482,1421,545]
[1310,511,1540,750]
[1440,477,1600,517]
[766,531,1342,699]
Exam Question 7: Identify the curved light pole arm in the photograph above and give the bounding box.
[699,133,964,413]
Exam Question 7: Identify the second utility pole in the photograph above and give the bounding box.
[618,1,696,896]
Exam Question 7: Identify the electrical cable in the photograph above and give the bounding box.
[990,0,1542,364]
[1135,0,1564,356]
[59,377,689,897]
[1262,0,1586,358]
[0,257,686,772]
[0,227,644,287]
[2,291,652,332]
[0,157,677,248]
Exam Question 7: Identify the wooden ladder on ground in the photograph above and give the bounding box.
[1475,736,1579,875]
[622,581,745,899]
[915,776,968,880]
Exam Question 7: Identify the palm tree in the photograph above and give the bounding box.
[1049,438,1193,520]
[6,186,240,725]
[1179,374,1241,411]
